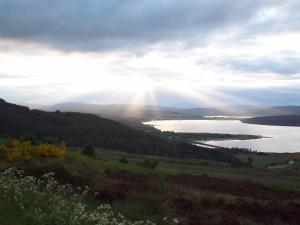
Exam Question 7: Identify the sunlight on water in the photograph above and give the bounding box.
[144,120,300,153]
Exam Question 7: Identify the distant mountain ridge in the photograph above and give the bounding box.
[252,106,300,117]
[42,103,225,120]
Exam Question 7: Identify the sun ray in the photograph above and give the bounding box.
[162,79,260,114]
[123,77,157,118]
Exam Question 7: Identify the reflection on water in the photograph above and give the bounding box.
[144,120,300,153]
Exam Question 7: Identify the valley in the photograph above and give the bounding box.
[0,99,300,225]
[2,1,300,224]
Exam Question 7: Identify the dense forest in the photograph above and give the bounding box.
[0,99,246,166]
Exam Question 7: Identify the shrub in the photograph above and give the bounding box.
[4,139,34,161]
[38,141,65,158]
[0,139,65,161]
[120,157,129,164]
[42,137,55,144]
[141,159,158,169]
[0,145,6,158]
[247,157,254,167]
[20,132,39,145]
[82,144,96,158]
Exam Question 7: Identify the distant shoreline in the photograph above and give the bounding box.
[242,115,300,127]
[161,132,264,142]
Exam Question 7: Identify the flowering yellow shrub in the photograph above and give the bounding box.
[38,141,65,158]
[0,139,65,161]
[5,140,33,161]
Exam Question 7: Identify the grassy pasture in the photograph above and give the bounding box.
[237,152,300,167]
[92,149,300,192]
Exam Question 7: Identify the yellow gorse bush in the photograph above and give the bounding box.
[38,141,65,158]
[0,139,65,161]
[5,140,33,161]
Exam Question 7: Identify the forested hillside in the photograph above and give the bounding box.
[243,115,300,127]
[0,99,244,165]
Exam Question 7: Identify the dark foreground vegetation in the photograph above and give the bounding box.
[0,146,299,225]
[243,115,300,126]
[0,99,247,166]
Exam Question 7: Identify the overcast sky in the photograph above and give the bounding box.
[1,0,300,107]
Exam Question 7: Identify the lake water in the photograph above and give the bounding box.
[144,120,300,153]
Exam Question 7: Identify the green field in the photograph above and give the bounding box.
[237,152,300,168]
[16,148,299,193]
[95,149,300,191]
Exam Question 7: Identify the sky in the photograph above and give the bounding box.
[0,0,300,108]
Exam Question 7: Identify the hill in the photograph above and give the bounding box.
[41,103,300,120]
[42,103,224,120]
[243,115,300,127]
[0,99,244,165]
[252,106,300,116]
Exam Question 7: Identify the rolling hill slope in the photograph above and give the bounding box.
[0,99,245,165]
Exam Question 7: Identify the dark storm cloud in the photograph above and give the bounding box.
[225,58,300,75]
[0,0,280,52]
